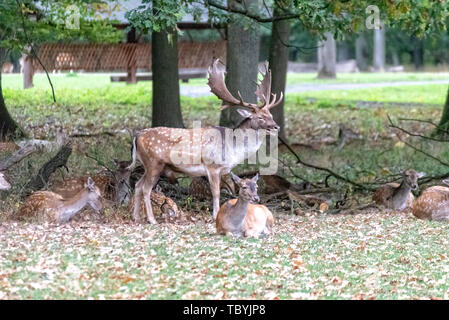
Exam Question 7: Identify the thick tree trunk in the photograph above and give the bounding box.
[220,0,260,128]
[0,49,21,140]
[152,28,184,128]
[23,54,34,89]
[317,32,336,79]
[437,86,449,136]
[373,25,385,72]
[268,8,291,139]
[412,36,424,71]
[355,33,369,71]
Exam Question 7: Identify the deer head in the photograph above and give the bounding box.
[403,170,425,191]
[85,177,104,213]
[208,59,281,132]
[0,172,11,190]
[231,172,260,203]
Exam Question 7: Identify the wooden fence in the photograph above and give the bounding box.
[33,41,227,72]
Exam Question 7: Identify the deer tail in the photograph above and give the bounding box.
[127,136,138,170]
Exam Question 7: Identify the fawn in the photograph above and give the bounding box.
[19,177,103,223]
[0,172,11,190]
[372,169,425,210]
[216,173,274,238]
[412,179,449,221]
[51,160,131,204]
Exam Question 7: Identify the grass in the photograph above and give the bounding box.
[0,72,449,299]
[294,84,448,105]
[2,212,449,299]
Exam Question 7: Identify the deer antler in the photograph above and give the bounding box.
[255,61,284,109]
[255,61,271,106]
[208,59,258,111]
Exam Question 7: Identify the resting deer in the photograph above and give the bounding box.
[412,179,449,221]
[0,172,11,190]
[128,59,281,224]
[372,169,425,210]
[216,173,274,237]
[51,160,131,204]
[19,177,103,223]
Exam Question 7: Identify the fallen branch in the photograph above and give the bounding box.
[388,115,448,142]
[0,139,62,171]
[23,141,72,196]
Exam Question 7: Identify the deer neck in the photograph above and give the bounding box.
[232,118,264,157]
[228,197,249,228]
[392,181,412,205]
[58,189,89,221]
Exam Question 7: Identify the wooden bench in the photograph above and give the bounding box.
[110,68,208,83]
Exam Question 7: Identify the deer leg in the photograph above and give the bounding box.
[142,165,164,225]
[207,169,221,220]
[132,177,145,222]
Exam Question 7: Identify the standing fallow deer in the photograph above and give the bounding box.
[216,173,274,237]
[412,179,449,221]
[372,169,425,210]
[19,177,103,223]
[127,59,282,224]
[0,172,11,190]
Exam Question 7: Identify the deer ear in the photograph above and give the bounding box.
[251,173,259,183]
[236,108,252,119]
[443,179,449,186]
[230,172,242,185]
[417,172,426,178]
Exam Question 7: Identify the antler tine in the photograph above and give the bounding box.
[267,91,284,109]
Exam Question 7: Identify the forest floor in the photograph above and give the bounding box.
[0,72,448,299]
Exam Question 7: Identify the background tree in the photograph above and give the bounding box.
[317,32,336,78]
[219,0,260,128]
[126,0,190,129]
[0,0,121,140]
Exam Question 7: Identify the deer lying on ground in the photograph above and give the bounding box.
[216,173,274,237]
[51,160,131,204]
[19,177,103,223]
[372,169,425,210]
[128,59,281,224]
[0,172,11,190]
[412,179,449,221]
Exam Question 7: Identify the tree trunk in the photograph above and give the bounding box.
[317,32,336,79]
[220,0,260,128]
[23,54,34,89]
[355,33,369,71]
[268,8,291,139]
[437,86,449,136]
[0,49,22,140]
[412,36,424,71]
[152,28,184,128]
[373,25,385,72]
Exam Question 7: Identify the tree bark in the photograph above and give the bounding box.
[220,0,260,128]
[23,54,34,89]
[268,8,291,139]
[412,36,424,71]
[317,32,336,79]
[437,86,449,136]
[152,28,184,128]
[0,49,22,140]
[373,25,385,72]
[355,33,369,71]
